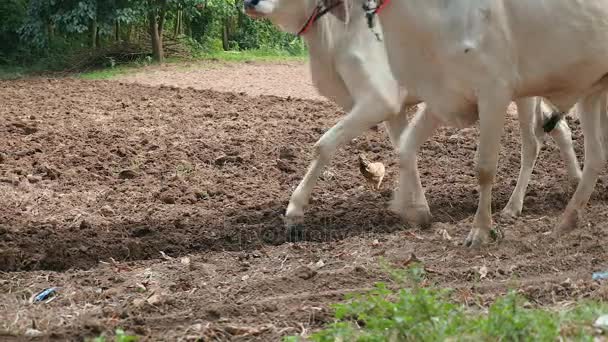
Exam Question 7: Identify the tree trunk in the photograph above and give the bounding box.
[89,19,98,48]
[115,20,120,41]
[173,10,181,38]
[149,13,164,62]
[222,20,229,51]
[127,25,133,42]
[47,22,54,44]
[149,0,167,63]
[95,28,101,48]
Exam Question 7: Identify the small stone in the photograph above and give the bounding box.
[276,159,296,173]
[100,205,115,216]
[278,146,297,160]
[147,294,164,306]
[241,274,250,281]
[35,164,60,180]
[132,298,146,308]
[25,328,43,337]
[0,152,6,163]
[181,257,191,265]
[0,176,18,185]
[118,169,138,179]
[294,266,317,280]
[194,190,209,200]
[479,266,489,280]
[27,174,42,183]
[214,154,243,166]
[594,315,608,331]
[160,195,176,204]
[79,219,91,229]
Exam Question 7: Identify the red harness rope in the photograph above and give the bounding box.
[296,1,344,36]
[374,0,390,14]
[296,0,390,37]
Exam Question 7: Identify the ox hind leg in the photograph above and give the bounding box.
[555,91,606,236]
[502,97,581,217]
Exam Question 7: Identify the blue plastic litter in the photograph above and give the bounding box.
[592,271,608,281]
[33,287,58,303]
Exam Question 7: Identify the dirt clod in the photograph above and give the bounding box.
[294,266,317,280]
[27,174,42,183]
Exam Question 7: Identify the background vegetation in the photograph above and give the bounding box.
[0,0,306,73]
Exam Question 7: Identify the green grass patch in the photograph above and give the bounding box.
[90,328,138,342]
[286,263,608,342]
[2,48,308,81]
[76,49,306,80]
[197,49,307,63]
[77,64,140,80]
[0,65,29,80]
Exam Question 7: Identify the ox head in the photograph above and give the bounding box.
[243,0,347,35]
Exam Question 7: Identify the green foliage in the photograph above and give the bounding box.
[8,0,305,70]
[295,264,605,342]
[91,328,138,342]
[0,0,27,63]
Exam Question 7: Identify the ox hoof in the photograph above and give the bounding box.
[390,201,433,229]
[412,210,434,230]
[501,203,522,219]
[286,223,305,242]
[283,213,305,242]
[554,210,579,238]
[464,227,502,248]
[403,209,433,230]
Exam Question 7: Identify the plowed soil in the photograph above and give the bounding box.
[1,63,607,341]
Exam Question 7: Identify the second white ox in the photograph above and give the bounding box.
[243,0,581,239]
[352,0,608,247]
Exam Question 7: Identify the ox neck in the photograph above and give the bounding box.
[296,1,342,37]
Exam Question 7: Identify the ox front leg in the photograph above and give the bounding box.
[465,95,509,248]
[392,105,439,228]
[285,100,396,240]
[555,92,606,236]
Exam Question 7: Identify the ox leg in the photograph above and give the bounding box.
[549,117,582,184]
[502,97,542,217]
[384,105,413,148]
[555,92,605,236]
[392,105,439,228]
[284,101,395,231]
[600,94,608,160]
[465,95,509,248]
[502,98,581,217]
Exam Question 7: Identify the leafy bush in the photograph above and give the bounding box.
[0,0,27,64]
[289,263,605,342]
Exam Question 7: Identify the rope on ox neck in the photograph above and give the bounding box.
[296,1,344,36]
[362,0,390,41]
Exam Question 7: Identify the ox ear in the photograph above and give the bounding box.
[323,0,347,22]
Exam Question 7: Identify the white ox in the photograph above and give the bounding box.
[342,0,608,247]
[243,0,581,239]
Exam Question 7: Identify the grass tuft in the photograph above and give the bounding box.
[287,263,608,342]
